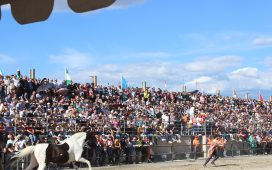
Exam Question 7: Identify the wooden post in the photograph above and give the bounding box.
[202,135,207,158]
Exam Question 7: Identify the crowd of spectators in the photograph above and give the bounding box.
[0,71,272,166]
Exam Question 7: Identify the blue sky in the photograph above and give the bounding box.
[1,0,272,99]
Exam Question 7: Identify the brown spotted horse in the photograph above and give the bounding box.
[8,131,97,170]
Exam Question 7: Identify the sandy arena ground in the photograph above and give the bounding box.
[72,155,272,170]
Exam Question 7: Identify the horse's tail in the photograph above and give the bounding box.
[9,146,35,165]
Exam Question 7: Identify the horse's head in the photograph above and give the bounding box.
[85,131,97,148]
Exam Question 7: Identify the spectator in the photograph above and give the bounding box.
[14,135,27,151]
[3,143,15,170]
[193,134,201,159]
[0,70,272,167]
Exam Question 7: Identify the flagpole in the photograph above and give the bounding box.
[120,73,122,89]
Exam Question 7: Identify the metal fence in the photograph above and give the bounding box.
[1,116,217,137]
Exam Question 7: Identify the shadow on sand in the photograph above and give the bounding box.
[213,164,239,167]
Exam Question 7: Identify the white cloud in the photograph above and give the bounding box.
[48,50,260,95]
[51,59,184,89]
[185,76,228,94]
[181,67,272,96]
[52,0,145,12]
[62,59,236,94]
[230,67,258,78]
[111,0,146,9]
[253,37,272,45]
[228,67,272,91]
[193,76,213,83]
[183,56,241,73]
[48,49,93,69]
[0,54,15,63]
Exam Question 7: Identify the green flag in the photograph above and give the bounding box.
[65,68,72,85]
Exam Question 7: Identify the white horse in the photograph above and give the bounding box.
[9,131,97,170]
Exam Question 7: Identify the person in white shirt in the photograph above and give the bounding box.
[14,135,27,151]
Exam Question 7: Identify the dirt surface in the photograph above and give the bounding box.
[72,155,272,170]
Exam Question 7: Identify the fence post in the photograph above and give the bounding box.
[204,121,207,136]
[46,117,49,135]
[171,143,174,162]
[124,118,126,134]
[231,143,234,157]
[180,122,183,136]
[75,118,77,132]
[202,135,207,158]
[14,122,17,136]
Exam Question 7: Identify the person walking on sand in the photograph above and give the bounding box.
[203,134,223,167]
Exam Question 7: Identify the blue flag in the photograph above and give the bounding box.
[121,76,127,90]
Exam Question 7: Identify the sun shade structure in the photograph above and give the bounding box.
[68,0,116,13]
[0,0,116,24]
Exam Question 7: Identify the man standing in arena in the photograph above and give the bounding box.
[203,135,223,167]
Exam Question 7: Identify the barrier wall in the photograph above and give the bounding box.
[2,136,271,169]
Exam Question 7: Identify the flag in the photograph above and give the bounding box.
[65,68,72,85]
[164,80,167,89]
[259,91,263,102]
[121,76,127,90]
[233,88,237,98]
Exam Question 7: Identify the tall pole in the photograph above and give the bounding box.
[33,68,35,79]
[30,69,32,79]
[89,75,97,86]
[142,81,146,91]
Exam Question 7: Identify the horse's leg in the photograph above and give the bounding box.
[37,163,46,170]
[72,162,79,170]
[25,153,38,170]
[77,157,92,170]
